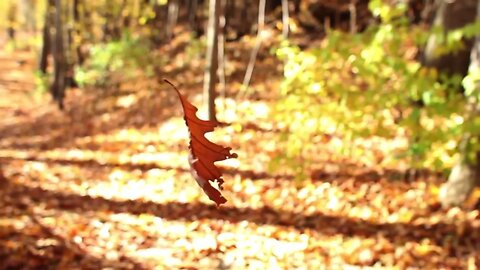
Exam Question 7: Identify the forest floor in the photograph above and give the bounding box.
[0,31,480,270]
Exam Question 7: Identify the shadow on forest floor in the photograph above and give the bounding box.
[1,178,477,252]
[0,153,441,186]
[0,225,144,270]
[0,85,181,150]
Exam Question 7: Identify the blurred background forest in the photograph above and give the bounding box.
[1,0,480,269]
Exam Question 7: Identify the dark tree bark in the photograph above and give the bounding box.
[149,2,167,44]
[62,0,80,88]
[73,0,84,65]
[293,0,301,15]
[239,0,251,38]
[224,0,255,41]
[422,0,477,76]
[51,0,67,110]
[188,0,203,36]
[203,0,221,121]
[225,0,234,33]
[39,0,54,73]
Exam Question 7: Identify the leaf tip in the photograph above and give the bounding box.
[163,79,181,94]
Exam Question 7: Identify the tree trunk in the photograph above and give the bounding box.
[440,144,480,207]
[282,0,289,38]
[293,0,301,15]
[64,0,79,88]
[239,0,251,38]
[166,0,180,41]
[188,0,202,36]
[73,0,84,65]
[150,2,166,44]
[439,0,480,208]
[225,0,233,35]
[39,0,53,73]
[218,0,226,104]
[51,0,67,110]
[240,0,266,98]
[422,0,477,76]
[203,0,221,122]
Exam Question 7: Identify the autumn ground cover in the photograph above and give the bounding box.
[0,32,480,269]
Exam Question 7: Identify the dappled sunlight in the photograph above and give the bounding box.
[0,147,187,168]
[217,98,272,125]
[2,154,480,269]
[1,0,480,267]
[5,171,466,268]
[1,83,479,269]
[2,151,199,203]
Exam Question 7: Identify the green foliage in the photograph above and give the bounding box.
[273,0,480,176]
[33,71,50,99]
[74,32,155,87]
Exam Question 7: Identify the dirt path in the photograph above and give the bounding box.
[0,50,36,106]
